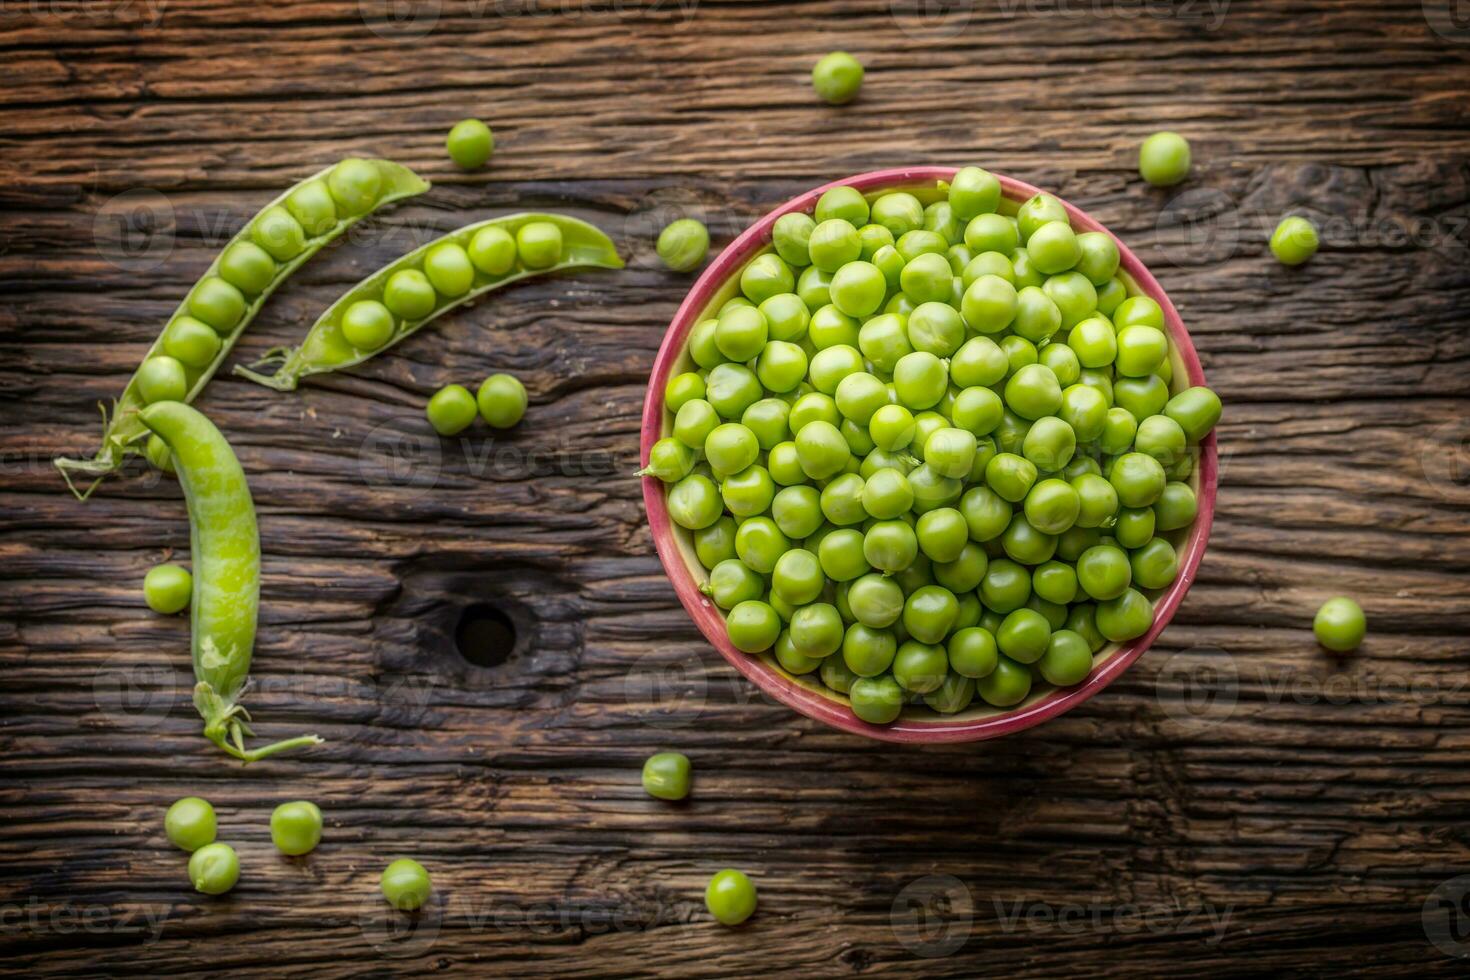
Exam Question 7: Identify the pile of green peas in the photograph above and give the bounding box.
[644,169,1222,726]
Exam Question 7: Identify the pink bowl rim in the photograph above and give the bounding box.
[640,166,1218,744]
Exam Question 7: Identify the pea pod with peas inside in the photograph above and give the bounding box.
[53,158,431,499]
[233,213,624,391]
[139,400,322,764]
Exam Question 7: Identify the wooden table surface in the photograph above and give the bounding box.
[3,1,1469,976]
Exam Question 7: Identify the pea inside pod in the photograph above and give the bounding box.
[234,213,623,392]
[53,159,430,499]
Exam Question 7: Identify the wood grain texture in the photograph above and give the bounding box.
[2,0,1469,976]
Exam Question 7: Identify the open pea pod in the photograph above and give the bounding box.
[233,212,623,392]
[54,158,430,499]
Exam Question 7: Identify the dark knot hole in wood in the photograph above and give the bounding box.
[454,602,518,669]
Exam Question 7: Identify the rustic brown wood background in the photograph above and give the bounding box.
[1,0,1468,976]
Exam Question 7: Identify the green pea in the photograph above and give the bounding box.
[669,475,722,530]
[985,453,1037,503]
[981,558,1032,613]
[1114,506,1157,550]
[847,573,903,629]
[1164,386,1223,442]
[331,300,392,352]
[943,627,995,679]
[961,274,1018,334]
[808,304,861,349]
[665,372,706,413]
[1001,513,1057,565]
[1077,544,1132,600]
[473,373,526,430]
[829,260,886,317]
[446,118,494,169]
[517,221,564,268]
[1017,193,1069,242]
[383,269,438,319]
[742,398,791,450]
[1153,481,1198,531]
[924,671,977,713]
[1043,272,1097,329]
[327,158,384,215]
[640,437,696,483]
[902,586,959,646]
[188,277,246,332]
[808,218,862,272]
[849,674,904,724]
[642,751,692,801]
[1270,215,1319,265]
[1096,277,1128,317]
[188,842,240,896]
[976,656,1032,707]
[1313,596,1366,652]
[1138,131,1191,187]
[1065,603,1106,652]
[1032,560,1078,605]
[948,166,1001,220]
[914,507,967,563]
[964,213,1019,255]
[162,316,222,369]
[137,356,188,404]
[773,212,816,266]
[1095,588,1153,642]
[797,265,834,310]
[726,599,781,653]
[790,602,844,657]
[759,293,810,342]
[165,796,216,852]
[770,548,822,605]
[252,205,307,261]
[1038,629,1093,686]
[815,186,869,227]
[934,542,988,594]
[144,563,192,614]
[740,253,795,305]
[871,192,925,237]
[694,517,739,569]
[380,858,432,911]
[423,243,476,297]
[1073,231,1120,286]
[892,640,948,693]
[734,517,790,572]
[820,654,859,694]
[1134,415,1187,467]
[426,384,477,436]
[468,225,518,275]
[1131,537,1179,590]
[1026,221,1080,275]
[706,363,763,419]
[285,179,338,236]
[812,51,863,104]
[704,422,759,477]
[270,800,323,856]
[217,241,278,296]
[1110,452,1167,508]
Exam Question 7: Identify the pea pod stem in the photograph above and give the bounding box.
[55,158,430,500]
[234,212,623,392]
[140,400,321,764]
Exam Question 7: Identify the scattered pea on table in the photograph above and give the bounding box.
[1270,215,1319,266]
[381,858,433,911]
[478,373,527,428]
[188,842,240,895]
[426,384,478,436]
[164,796,216,852]
[1314,596,1366,652]
[641,752,692,801]
[144,563,192,614]
[812,51,863,105]
[705,869,757,926]
[657,218,711,272]
[270,801,323,856]
[446,118,494,170]
[1138,131,1191,187]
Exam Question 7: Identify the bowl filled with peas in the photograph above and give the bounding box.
[640,167,1220,742]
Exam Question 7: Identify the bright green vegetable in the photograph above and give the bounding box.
[188,842,240,895]
[426,384,478,436]
[236,213,622,391]
[477,373,527,428]
[381,858,432,911]
[706,869,757,925]
[446,118,494,169]
[55,159,429,498]
[642,751,692,800]
[659,176,1222,725]
[270,801,323,856]
[1270,215,1319,265]
[139,401,322,763]
[1313,596,1366,652]
[658,218,711,272]
[145,563,193,614]
[165,796,216,852]
[1138,131,1191,187]
[812,51,863,105]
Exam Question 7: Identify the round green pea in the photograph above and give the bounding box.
[976,656,1032,707]
[1038,629,1093,686]
[285,179,338,236]
[773,212,815,266]
[137,356,188,404]
[477,373,527,428]
[446,118,494,169]
[144,563,192,614]
[1138,131,1191,187]
[642,752,692,801]
[949,166,1001,220]
[381,858,432,911]
[849,674,905,724]
[1313,596,1366,653]
[164,796,216,852]
[726,600,781,653]
[468,226,518,275]
[893,640,948,693]
[517,221,564,268]
[188,842,239,896]
[161,316,222,369]
[812,51,863,105]
[658,219,710,272]
[188,277,246,333]
[252,205,306,262]
[217,241,277,296]
[1270,216,1319,265]
[327,158,383,215]
[340,300,395,350]
[706,869,757,925]
[425,384,477,436]
[383,269,438,319]
[270,800,323,856]
[423,243,476,297]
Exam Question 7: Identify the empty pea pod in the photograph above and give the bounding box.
[54,159,430,498]
[233,213,624,391]
[139,400,322,764]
